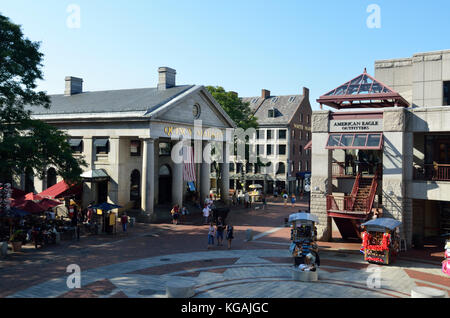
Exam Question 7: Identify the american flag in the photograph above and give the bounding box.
[183,145,196,182]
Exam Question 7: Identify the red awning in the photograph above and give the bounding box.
[304,140,312,150]
[39,198,63,210]
[25,192,44,201]
[14,200,46,214]
[39,180,82,199]
[325,133,383,150]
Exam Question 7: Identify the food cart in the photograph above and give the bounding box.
[361,218,401,265]
[288,212,319,270]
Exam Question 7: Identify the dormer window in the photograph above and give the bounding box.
[251,98,259,104]
[268,109,275,118]
[271,97,279,103]
[289,96,296,103]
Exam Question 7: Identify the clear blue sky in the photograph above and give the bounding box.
[1,0,449,110]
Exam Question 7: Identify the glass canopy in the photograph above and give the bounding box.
[326,133,383,150]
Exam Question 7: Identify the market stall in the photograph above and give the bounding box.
[288,212,320,272]
[361,218,401,265]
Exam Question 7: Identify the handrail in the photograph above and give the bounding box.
[414,163,450,181]
[365,169,379,214]
[348,173,361,211]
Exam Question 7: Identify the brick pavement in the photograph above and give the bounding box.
[1,197,449,298]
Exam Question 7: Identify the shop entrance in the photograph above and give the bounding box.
[158,165,172,204]
[97,181,108,203]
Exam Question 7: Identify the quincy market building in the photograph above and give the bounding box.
[310,50,450,247]
[24,67,235,221]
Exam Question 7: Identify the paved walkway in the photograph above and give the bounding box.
[1,198,449,298]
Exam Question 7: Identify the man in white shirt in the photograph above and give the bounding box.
[202,205,210,225]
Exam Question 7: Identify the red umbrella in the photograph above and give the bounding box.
[15,200,46,214]
[39,198,63,210]
[25,192,44,201]
[11,187,27,199]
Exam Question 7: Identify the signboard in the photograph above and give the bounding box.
[304,173,311,192]
[330,119,383,132]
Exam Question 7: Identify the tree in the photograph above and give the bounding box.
[0,14,85,184]
[206,86,258,130]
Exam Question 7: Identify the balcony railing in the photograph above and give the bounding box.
[414,164,450,182]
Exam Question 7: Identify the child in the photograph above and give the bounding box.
[291,194,296,207]
[207,222,216,249]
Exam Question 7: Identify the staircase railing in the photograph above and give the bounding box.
[348,173,361,211]
[365,169,380,214]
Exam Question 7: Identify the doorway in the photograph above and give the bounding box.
[97,181,108,203]
[130,170,141,209]
[158,165,172,204]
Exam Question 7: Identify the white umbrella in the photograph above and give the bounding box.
[288,212,319,224]
[249,184,262,189]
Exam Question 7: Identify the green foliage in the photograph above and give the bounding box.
[206,86,258,130]
[0,14,86,183]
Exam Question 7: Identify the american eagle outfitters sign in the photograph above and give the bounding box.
[330,119,383,132]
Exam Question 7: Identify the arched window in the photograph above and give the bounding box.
[276,163,286,175]
[25,167,35,193]
[130,169,141,209]
[46,168,57,189]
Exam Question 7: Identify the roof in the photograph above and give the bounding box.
[288,212,319,224]
[317,69,410,109]
[242,94,305,125]
[362,218,402,230]
[28,85,195,115]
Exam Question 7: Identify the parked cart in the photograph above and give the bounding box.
[361,218,401,265]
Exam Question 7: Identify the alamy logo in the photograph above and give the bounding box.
[66,264,81,289]
[366,4,381,29]
[366,265,382,289]
[66,4,81,29]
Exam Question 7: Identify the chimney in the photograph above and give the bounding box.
[65,76,83,96]
[158,67,177,90]
[261,89,271,99]
[303,87,309,98]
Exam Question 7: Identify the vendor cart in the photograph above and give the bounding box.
[288,212,320,270]
[361,218,401,265]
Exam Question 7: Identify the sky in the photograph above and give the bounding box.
[1,0,450,110]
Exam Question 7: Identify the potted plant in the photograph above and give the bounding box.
[9,230,26,252]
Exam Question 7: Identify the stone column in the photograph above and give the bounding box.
[201,141,211,203]
[82,137,94,209]
[141,138,155,215]
[172,161,183,208]
[220,141,230,204]
[310,111,332,241]
[108,136,120,205]
[383,108,412,246]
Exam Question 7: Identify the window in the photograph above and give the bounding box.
[306,132,310,140]
[299,131,303,140]
[229,163,235,172]
[299,161,302,171]
[257,144,264,156]
[256,130,260,139]
[305,161,309,171]
[46,168,57,189]
[300,113,304,123]
[267,144,273,156]
[69,138,83,153]
[291,161,295,172]
[94,138,109,154]
[325,133,383,150]
[159,142,171,155]
[268,109,275,118]
[444,81,450,106]
[130,140,142,156]
[289,96,296,103]
[279,145,286,155]
[292,145,296,156]
[236,163,243,173]
[246,163,253,173]
[277,163,285,174]
[271,97,279,103]
[278,129,287,139]
[292,130,295,138]
[259,130,265,139]
[299,145,303,155]
[307,115,310,124]
[267,130,273,140]
[251,98,259,104]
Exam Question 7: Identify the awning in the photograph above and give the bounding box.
[304,140,312,150]
[69,138,82,147]
[288,212,320,224]
[81,169,110,182]
[362,218,402,230]
[39,180,82,199]
[325,133,383,150]
[93,138,109,147]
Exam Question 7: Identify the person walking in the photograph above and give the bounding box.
[226,224,234,249]
[202,204,210,224]
[283,192,288,208]
[121,213,129,233]
[291,194,296,207]
[262,195,267,210]
[171,205,180,225]
[207,222,216,250]
[244,192,250,209]
[216,217,225,246]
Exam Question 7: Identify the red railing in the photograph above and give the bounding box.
[365,169,379,214]
[327,194,362,212]
[347,173,361,211]
[414,164,450,182]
